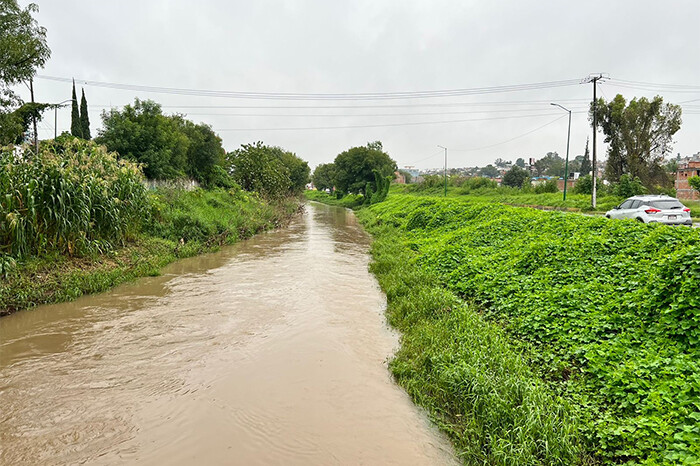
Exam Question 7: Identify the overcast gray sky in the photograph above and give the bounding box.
[16,0,700,169]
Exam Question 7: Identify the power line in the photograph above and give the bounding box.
[450,115,567,152]
[87,98,590,110]
[212,112,567,131]
[36,74,582,100]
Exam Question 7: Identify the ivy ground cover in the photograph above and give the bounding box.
[361,194,700,465]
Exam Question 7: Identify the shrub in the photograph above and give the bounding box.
[534,179,559,193]
[612,174,646,198]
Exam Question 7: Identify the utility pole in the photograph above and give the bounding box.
[582,73,608,208]
[438,145,447,196]
[550,103,572,201]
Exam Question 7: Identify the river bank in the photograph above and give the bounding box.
[0,202,456,465]
[309,191,700,464]
[0,189,301,316]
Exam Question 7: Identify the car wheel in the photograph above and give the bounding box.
[636,217,645,223]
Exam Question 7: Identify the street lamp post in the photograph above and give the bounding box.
[550,103,572,201]
[53,99,76,139]
[438,145,447,197]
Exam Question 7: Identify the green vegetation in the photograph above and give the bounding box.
[97,98,237,188]
[311,141,396,196]
[355,193,700,464]
[304,190,365,209]
[0,0,51,146]
[1,137,148,258]
[225,142,309,199]
[1,138,302,315]
[356,207,587,464]
[592,94,681,190]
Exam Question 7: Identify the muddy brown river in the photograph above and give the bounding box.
[0,203,457,465]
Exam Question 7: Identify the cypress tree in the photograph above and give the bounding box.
[80,88,91,139]
[580,137,592,176]
[70,80,82,138]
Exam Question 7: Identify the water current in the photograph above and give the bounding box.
[0,202,457,465]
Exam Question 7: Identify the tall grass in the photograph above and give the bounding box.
[0,138,148,258]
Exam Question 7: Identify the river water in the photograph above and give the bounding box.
[0,202,456,465]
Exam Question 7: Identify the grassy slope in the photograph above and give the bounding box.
[356,210,589,465]
[0,189,300,315]
[356,193,700,465]
[395,184,700,219]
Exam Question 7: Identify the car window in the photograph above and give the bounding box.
[630,200,641,209]
[619,200,634,209]
[651,200,684,210]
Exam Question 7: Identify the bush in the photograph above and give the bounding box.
[534,179,559,193]
[502,166,529,188]
[612,174,646,198]
[0,138,148,258]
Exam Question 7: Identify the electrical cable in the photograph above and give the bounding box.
[36,74,582,100]
[450,115,567,152]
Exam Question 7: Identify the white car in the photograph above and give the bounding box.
[605,195,692,225]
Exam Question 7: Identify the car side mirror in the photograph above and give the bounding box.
[615,205,621,209]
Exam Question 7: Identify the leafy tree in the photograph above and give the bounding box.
[0,1,50,87]
[0,0,51,145]
[312,163,336,191]
[591,94,681,189]
[502,166,528,188]
[226,142,308,198]
[494,158,511,168]
[398,169,413,183]
[479,164,499,178]
[688,176,700,193]
[70,80,81,137]
[515,158,525,168]
[333,141,396,194]
[580,138,591,176]
[96,99,189,180]
[612,174,646,198]
[534,152,564,177]
[664,158,678,174]
[177,119,227,187]
[79,87,90,139]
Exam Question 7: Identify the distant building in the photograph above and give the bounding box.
[676,154,700,200]
[394,171,406,184]
[401,166,420,179]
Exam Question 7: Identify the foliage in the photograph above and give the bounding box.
[312,162,336,191]
[592,94,681,189]
[80,88,90,139]
[1,189,297,315]
[502,165,529,188]
[0,0,50,87]
[226,141,308,199]
[479,164,499,178]
[397,169,413,183]
[534,179,559,194]
[611,174,646,198]
[534,151,564,177]
[689,176,700,193]
[363,194,700,464]
[515,157,526,168]
[580,138,591,176]
[332,141,396,194]
[356,204,587,465]
[71,81,81,137]
[303,189,364,209]
[0,101,49,145]
[97,99,189,180]
[177,119,227,188]
[0,138,148,258]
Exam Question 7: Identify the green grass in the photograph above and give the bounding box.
[0,188,300,315]
[356,193,700,464]
[356,211,590,465]
[303,189,365,208]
